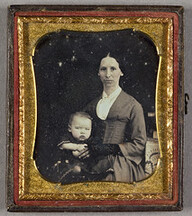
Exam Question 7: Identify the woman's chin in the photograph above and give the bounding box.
[104,82,114,87]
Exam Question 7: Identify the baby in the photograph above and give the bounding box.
[59,111,91,156]
[57,112,94,183]
[55,111,115,184]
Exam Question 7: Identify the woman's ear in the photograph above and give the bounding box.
[68,124,72,132]
[120,69,124,76]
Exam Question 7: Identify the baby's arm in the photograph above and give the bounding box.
[61,143,80,151]
[58,141,87,151]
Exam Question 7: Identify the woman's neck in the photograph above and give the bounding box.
[104,85,119,96]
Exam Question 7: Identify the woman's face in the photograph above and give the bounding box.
[98,56,123,89]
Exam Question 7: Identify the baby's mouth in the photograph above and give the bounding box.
[79,135,86,140]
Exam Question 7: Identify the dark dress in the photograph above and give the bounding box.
[84,90,147,183]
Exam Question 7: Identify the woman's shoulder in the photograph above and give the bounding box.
[84,96,101,112]
[89,95,102,104]
[120,90,141,106]
[117,91,144,116]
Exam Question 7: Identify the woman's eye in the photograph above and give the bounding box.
[100,67,106,71]
[111,67,116,71]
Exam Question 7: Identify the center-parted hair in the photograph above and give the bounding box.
[100,52,123,72]
[68,112,92,126]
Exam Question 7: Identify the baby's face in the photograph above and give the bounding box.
[69,116,92,141]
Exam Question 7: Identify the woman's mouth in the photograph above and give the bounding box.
[104,80,113,82]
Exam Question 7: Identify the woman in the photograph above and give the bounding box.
[81,53,147,183]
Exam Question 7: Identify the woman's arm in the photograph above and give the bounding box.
[119,102,147,165]
[89,143,121,156]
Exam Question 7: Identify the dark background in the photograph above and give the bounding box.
[33,29,159,181]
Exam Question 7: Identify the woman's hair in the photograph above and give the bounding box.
[68,112,92,126]
[100,52,123,71]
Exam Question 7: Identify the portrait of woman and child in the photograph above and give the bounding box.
[33,29,159,184]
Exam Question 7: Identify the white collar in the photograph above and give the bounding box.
[102,86,122,100]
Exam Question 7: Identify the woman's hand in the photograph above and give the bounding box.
[78,148,90,159]
[76,144,88,152]
[73,145,90,159]
[58,141,90,159]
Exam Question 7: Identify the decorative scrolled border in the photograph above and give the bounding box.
[8,7,183,211]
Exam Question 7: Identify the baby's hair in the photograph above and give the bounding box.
[68,112,92,126]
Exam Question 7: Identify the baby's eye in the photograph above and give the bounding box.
[75,127,80,129]
[85,128,90,130]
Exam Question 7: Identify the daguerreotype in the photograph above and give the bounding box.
[7,5,184,211]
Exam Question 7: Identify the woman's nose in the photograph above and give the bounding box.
[106,69,111,78]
